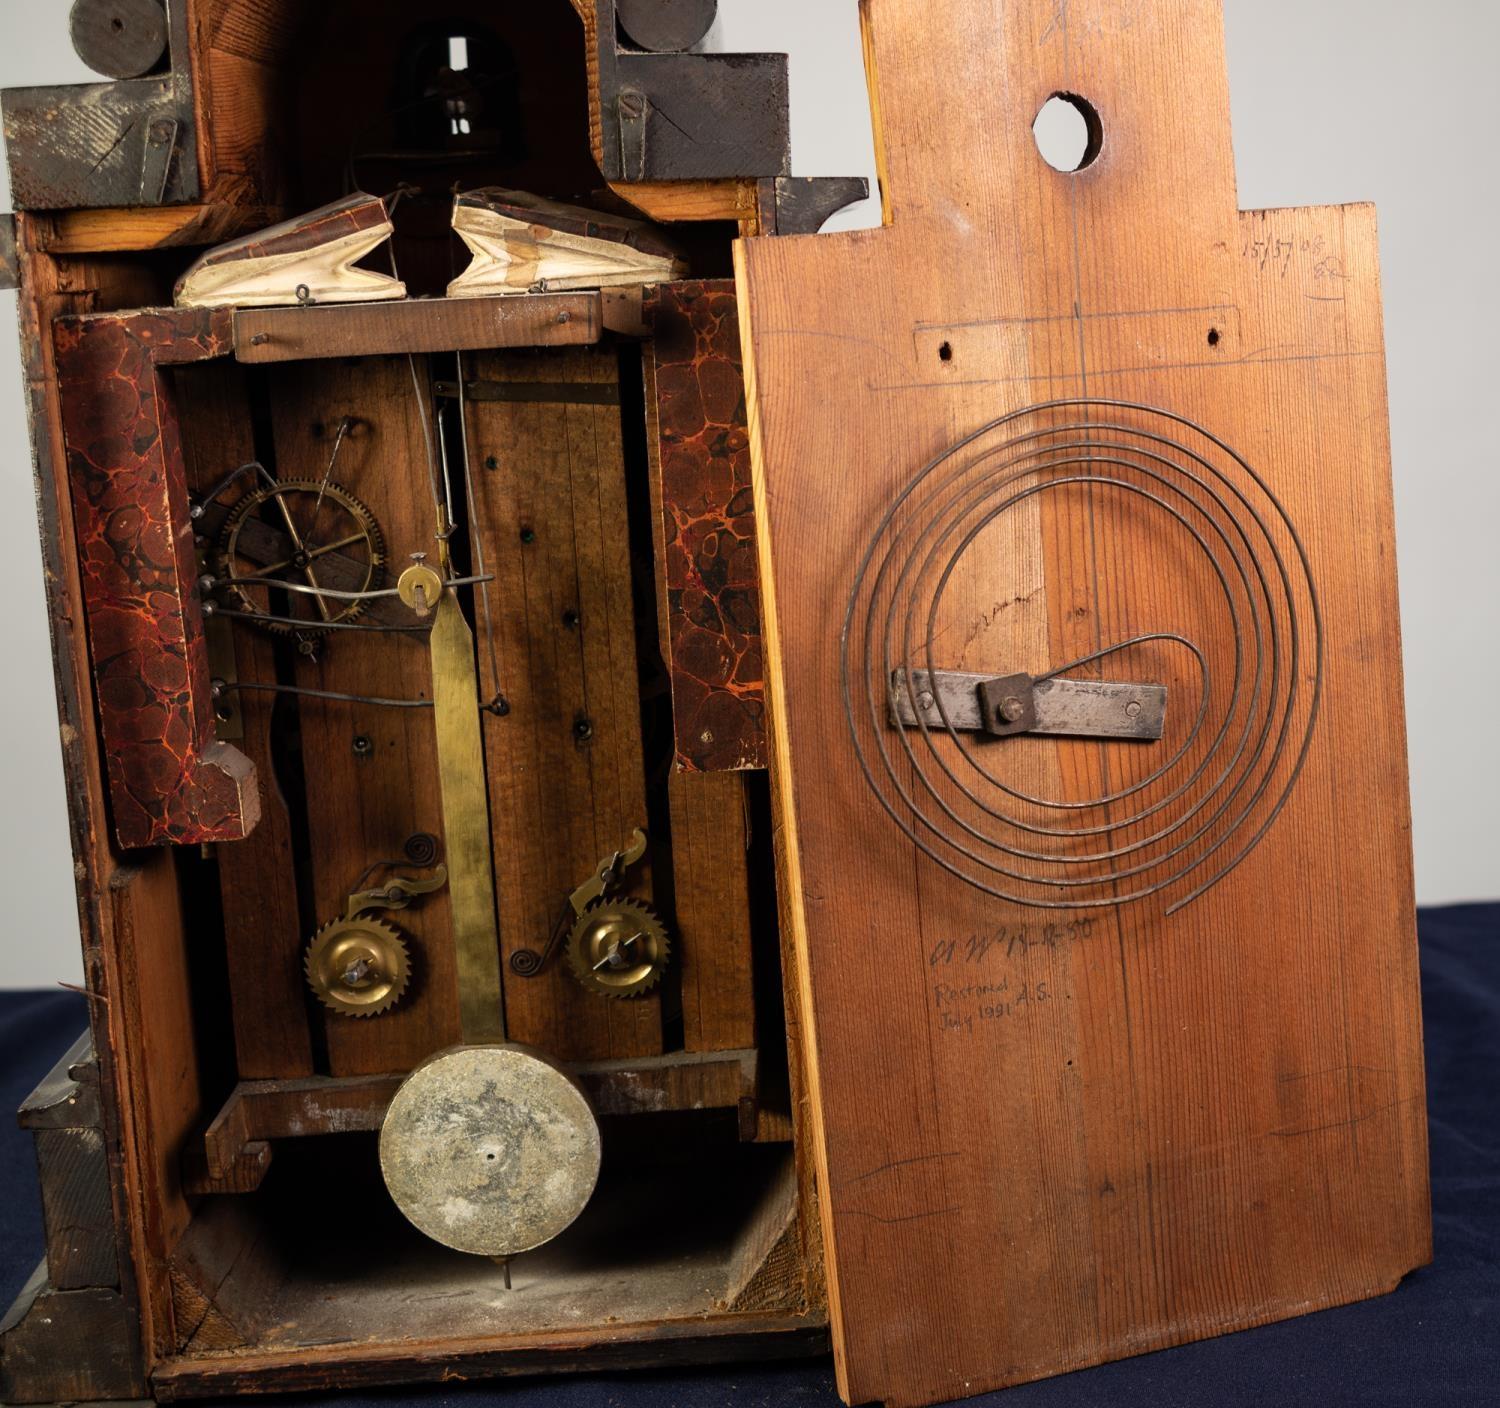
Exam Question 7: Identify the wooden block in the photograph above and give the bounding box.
[32,1129,116,1292]
[196,1051,758,1185]
[721,1156,804,1312]
[18,1031,99,1131]
[109,860,206,1260]
[668,770,756,1053]
[33,1121,114,1289]
[568,1,789,186]
[181,1140,273,1197]
[149,1314,829,1400]
[610,179,761,228]
[35,204,284,255]
[0,1264,146,1404]
[643,323,760,1058]
[234,293,601,364]
[190,0,301,208]
[18,1032,117,1292]
[52,307,260,848]
[646,280,768,772]
[734,3,1429,1404]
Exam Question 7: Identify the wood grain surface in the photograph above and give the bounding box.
[177,361,315,1081]
[734,3,1429,1405]
[268,358,462,1077]
[643,337,761,1058]
[645,280,768,773]
[235,294,600,364]
[11,229,186,1363]
[465,346,663,1060]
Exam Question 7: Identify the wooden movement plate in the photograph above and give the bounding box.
[734,3,1429,1405]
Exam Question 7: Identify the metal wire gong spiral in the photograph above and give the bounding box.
[840,398,1323,914]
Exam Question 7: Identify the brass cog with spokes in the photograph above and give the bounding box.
[215,479,386,635]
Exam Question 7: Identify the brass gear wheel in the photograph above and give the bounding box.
[215,479,386,635]
[564,898,670,999]
[305,915,412,1017]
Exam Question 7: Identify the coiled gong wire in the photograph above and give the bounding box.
[839,399,1322,914]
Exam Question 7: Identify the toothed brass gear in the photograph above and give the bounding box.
[305,915,411,1017]
[215,479,386,635]
[564,898,670,999]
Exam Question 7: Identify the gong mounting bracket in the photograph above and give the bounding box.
[890,669,1167,741]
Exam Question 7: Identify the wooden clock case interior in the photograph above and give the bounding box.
[3,0,841,1398]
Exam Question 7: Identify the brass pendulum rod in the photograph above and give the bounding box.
[430,582,507,1043]
[405,335,508,1045]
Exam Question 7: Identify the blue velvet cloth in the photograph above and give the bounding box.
[4,904,1494,1406]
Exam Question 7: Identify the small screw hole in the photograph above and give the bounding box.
[1207,328,1221,348]
[938,342,953,363]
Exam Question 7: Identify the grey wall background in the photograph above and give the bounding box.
[0,2,1493,987]
[0,23,93,989]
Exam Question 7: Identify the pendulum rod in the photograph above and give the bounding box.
[431,584,506,1042]
[406,324,507,1043]
[454,349,506,707]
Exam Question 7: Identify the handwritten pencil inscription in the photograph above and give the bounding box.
[1242,231,1348,284]
[928,916,1096,969]
[927,919,1088,1034]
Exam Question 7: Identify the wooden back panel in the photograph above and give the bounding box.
[734,3,1428,1404]
[465,346,663,1061]
[177,362,313,1081]
[269,358,462,1076]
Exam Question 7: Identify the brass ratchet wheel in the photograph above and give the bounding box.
[215,479,386,634]
[564,898,670,999]
[305,915,412,1017]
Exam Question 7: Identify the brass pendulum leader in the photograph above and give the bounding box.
[418,523,506,1043]
[380,447,600,1269]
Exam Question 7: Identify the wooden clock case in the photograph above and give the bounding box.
[0,1,859,1400]
[0,3,1430,1407]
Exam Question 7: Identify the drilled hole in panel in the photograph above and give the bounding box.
[1032,93,1103,172]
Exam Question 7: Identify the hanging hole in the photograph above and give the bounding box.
[1032,93,1103,173]
[1207,327,1221,347]
[938,342,953,363]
